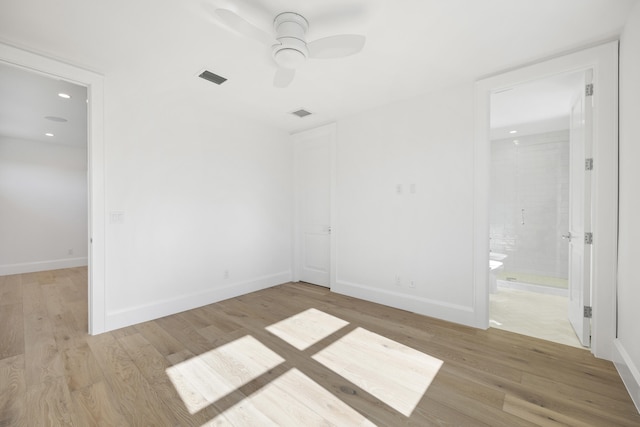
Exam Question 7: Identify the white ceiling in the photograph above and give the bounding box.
[490,70,584,140]
[0,62,87,147]
[0,0,637,135]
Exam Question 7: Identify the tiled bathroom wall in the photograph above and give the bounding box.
[490,130,569,282]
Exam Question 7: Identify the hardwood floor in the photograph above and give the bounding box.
[1,268,639,426]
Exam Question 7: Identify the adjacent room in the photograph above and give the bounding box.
[1,0,639,425]
[488,71,585,348]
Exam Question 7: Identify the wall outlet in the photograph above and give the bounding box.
[409,280,415,288]
[68,249,74,255]
[224,269,229,279]
[395,275,401,286]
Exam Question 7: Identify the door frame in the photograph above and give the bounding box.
[0,42,107,335]
[292,123,337,288]
[474,41,619,359]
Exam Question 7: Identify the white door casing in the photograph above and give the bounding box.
[293,124,336,288]
[475,41,618,360]
[567,70,593,347]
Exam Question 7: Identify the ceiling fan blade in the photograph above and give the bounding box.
[274,68,295,88]
[307,34,366,59]
[213,8,273,44]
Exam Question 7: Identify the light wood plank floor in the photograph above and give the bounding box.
[1,268,639,426]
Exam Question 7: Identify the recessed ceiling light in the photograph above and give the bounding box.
[44,116,68,122]
[513,139,519,145]
[58,93,71,99]
[509,130,517,134]
[45,133,54,137]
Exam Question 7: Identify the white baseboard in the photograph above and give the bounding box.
[105,270,292,332]
[613,339,640,413]
[497,279,569,297]
[0,257,88,276]
[332,280,477,328]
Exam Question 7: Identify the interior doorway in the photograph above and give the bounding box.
[488,71,586,348]
[474,41,619,359]
[0,61,88,276]
[0,42,106,335]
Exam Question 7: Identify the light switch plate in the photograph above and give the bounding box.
[110,211,125,224]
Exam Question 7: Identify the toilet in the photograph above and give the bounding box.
[489,252,507,293]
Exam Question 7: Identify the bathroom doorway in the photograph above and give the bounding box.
[488,71,587,348]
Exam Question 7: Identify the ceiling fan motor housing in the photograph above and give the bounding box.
[272,12,309,69]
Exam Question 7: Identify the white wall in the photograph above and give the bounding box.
[102,87,293,330]
[333,84,478,326]
[0,44,293,334]
[0,136,88,275]
[615,0,640,410]
[490,131,570,281]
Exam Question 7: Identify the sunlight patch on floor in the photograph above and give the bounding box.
[265,307,349,350]
[209,368,376,426]
[167,309,443,423]
[165,335,285,414]
[312,327,443,417]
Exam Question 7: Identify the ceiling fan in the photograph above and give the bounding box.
[210,6,366,88]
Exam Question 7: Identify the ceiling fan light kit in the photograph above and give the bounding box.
[210,4,367,88]
[272,13,309,70]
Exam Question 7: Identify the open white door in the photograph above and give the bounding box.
[567,70,593,347]
[294,125,334,287]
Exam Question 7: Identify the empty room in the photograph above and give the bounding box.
[1,0,640,425]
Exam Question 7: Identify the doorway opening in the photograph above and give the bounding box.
[0,42,106,335]
[0,61,88,273]
[475,41,618,359]
[488,71,587,348]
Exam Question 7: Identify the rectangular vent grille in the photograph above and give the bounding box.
[292,109,312,118]
[199,70,227,85]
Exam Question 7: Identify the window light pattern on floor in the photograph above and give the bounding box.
[166,308,443,424]
[166,335,284,414]
[209,368,375,426]
[265,307,349,350]
[312,327,443,417]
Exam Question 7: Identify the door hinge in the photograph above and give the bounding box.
[585,158,593,171]
[584,232,593,245]
[584,306,593,318]
[585,83,594,97]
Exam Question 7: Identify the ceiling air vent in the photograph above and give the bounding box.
[291,109,312,118]
[199,70,227,85]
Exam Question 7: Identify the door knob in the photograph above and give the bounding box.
[562,232,572,240]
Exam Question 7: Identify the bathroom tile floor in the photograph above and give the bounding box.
[489,286,584,349]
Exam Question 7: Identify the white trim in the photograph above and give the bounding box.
[0,258,88,276]
[474,41,619,359]
[333,280,476,327]
[0,42,107,335]
[613,339,640,412]
[497,280,569,297]
[291,123,337,288]
[104,271,291,331]
[473,81,491,329]
[329,125,337,289]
